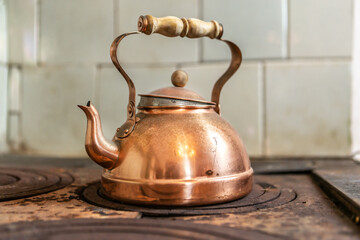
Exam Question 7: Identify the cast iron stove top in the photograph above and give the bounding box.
[81,180,296,216]
[0,155,359,239]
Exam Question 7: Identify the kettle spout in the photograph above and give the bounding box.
[78,101,119,169]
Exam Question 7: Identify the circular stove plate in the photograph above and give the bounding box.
[82,181,296,216]
[0,168,73,201]
[0,218,282,240]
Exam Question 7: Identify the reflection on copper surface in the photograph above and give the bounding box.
[177,143,195,179]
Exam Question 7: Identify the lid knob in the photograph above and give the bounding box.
[171,70,188,87]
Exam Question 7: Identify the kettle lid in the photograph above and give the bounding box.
[138,70,216,108]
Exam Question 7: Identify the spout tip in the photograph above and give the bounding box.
[77,105,86,111]
[78,100,91,110]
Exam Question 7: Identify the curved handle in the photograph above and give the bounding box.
[110,32,139,139]
[138,15,223,39]
[111,15,241,139]
[211,40,242,114]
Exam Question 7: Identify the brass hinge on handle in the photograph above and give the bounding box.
[110,15,242,139]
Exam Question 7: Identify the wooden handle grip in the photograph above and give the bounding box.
[138,15,223,39]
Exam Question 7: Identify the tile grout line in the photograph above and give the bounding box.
[286,0,291,58]
[5,65,10,151]
[35,0,40,65]
[198,0,204,63]
[6,65,23,151]
[6,56,352,69]
[113,0,118,39]
[261,61,267,156]
[281,0,289,59]
[18,65,24,151]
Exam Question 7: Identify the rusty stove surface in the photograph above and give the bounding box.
[0,155,359,239]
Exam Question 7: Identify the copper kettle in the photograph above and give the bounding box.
[79,15,253,206]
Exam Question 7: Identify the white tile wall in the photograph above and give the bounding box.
[180,61,263,155]
[115,0,199,64]
[352,0,360,161]
[0,0,7,63]
[266,60,351,155]
[8,114,21,151]
[290,0,353,57]
[203,0,286,61]
[8,66,21,112]
[40,0,113,64]
[98,64,176,138]
[2,0,356,157]
[7,66,22,151]
[22,66,95,156]
[6,0,37,64]
[0,64,8,152]
[0,0,7,152]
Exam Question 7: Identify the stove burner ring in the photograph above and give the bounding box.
[0,218,282,240]
[0,168,73,201]
[82,181,296,216]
